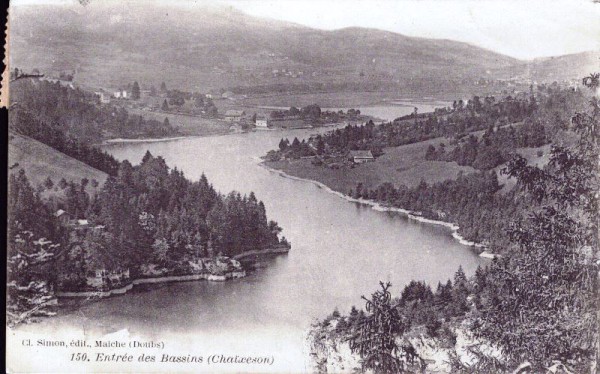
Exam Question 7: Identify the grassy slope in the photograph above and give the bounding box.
[8,133,108,198]
[266,137,475,194]
[127,107,232,137]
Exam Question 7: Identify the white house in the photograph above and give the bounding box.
[255,115,269,128]
[95,91,111,104]
[113,90,128,99]
[348,150,375,163]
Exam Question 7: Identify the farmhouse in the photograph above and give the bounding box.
[348,150,375,163]
[54,209,71,225]
[255,115,269,128]
[113,89,129,99]
[94,91,111,104]
[224,110,246,122]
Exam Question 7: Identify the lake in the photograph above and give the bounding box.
[16,125,483,372]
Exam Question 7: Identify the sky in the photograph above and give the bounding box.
[11,0,600,60]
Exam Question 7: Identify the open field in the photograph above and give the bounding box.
[265,137,475,194]
[127,108,233,137]
[8,133,108,198]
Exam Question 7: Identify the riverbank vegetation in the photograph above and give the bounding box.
[308,75,599,372]
[8,153,289,323]
[265,82,590,248]
[7,137,288,326]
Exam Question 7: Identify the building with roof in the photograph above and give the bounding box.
[348,150,375,163]
[255,115,269,128]
[224,110,246,122]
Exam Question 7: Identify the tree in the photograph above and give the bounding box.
[291,137,301,149]
[131,81,141,100]
[161,99,169,112]
[7,230,58,326]
[43,177,54,190]
[425,144,437,160]
[278,138,289,151]
[347,282,419,373]
[160,82,167,92]
[7,170,58,326]
[150,85,157,97]
[472,73,600,372]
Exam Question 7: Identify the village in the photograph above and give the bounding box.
[91,79,374,135]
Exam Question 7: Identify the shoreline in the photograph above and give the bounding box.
[56,270,247,298]
[233,245,291,260]
[258,161,495,258]
[102,135,193,144]
[57,246,290,299]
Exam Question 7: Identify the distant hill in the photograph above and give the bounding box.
[527,51,600,83]
[8,133,108,197]
[9,3,596,97]
[10,2,519,96]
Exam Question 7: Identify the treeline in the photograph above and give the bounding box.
[268,137,315,160]
[292,88,582,162]
[310,268,475,372]
[425,120,548,170]
[270,104,322,121]
[318,120,378,152]
[7,153,287,321]
[10,78,178,142]
[10,109,121,176]
[7,170,62,325]
[84,151,287,268]
[351,171,520,247]
[267,120,381,161]
[269,105,362,124]
[310,76,599,373]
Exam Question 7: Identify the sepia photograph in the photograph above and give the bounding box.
[4,0,600,372]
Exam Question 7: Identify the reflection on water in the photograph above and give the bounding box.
[20,124,483,371]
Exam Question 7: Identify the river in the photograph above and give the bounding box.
[14,122,484,372]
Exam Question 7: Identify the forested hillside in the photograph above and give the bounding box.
[10,79,178,145]
[309,75,600,373]
[6,79,288,326]
[267,82,591,249]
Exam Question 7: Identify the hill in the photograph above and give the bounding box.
[8,133,108,198]
[9,2,521,97]
[528,51,600,83]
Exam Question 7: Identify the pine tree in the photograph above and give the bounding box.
[348,282,418,373]
[43,177,54,190]
[131,81,141,100]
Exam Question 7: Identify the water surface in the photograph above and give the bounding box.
[22,125,483,371]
